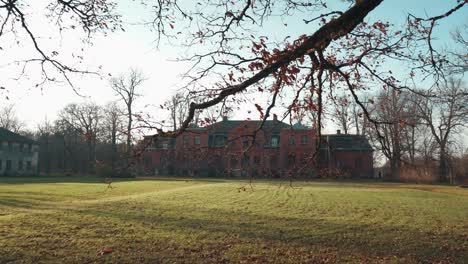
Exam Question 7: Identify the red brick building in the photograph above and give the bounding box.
[140,117,373,178]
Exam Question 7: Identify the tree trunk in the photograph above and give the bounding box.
[390,158,400,181]
[126,104,133,167]
[439,146,448,182]
[111,124,117,171]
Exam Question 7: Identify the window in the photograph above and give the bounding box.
[19,143,24,153]
[355,158,363,168]
[336,160,343,168]
[6,160,12,171]
[28,144,33,153]
[144,155,152,167]
[214,135,226,147]
[230,157,238,167]
[18,160,24,170]
[269,155,278,168]
[0,160,2,170]
[162,143,169,149]
[8,142,13,152]
[254,156,261,165]
[183,135,189,145]
[242,155,250,166]
[0,140,3,150]
[300,135,308,145]
[288,136,295,145]
[270,136,279,147]
[26,161,32,171]
[288,154,296,167]
[194,136,201,145]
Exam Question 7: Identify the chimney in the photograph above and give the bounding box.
[222,116,228,121]
[273,114,277,121]
[337,129,341,134]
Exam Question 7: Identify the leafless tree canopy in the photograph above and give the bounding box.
[110,68,146,157]
[0,0,121,90]
[0,104,25,133]
[1,0,467,180]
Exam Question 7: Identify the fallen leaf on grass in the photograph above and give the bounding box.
[99,247,114,255]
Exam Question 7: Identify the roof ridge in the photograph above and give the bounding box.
[0,127,36,143]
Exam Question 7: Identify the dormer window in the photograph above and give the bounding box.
[270,136,279,147]
[183,135,189,145]
[213,135,227,147]
[194,136,201,145]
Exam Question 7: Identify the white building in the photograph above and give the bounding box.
[0,128,39,175]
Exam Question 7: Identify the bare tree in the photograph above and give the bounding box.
[0,0,121,91]
[368,89,408,179]
[0,104,25,133]
[110,68,146,160]
[144,0,466,140]
[1,1,466,182]
[36,118,55,174]
[416,78,468,183]
[59,102,102,172]
[448,25,468,74]
[165,92,189,131]
[331,96,353,134]
[102,101,124,170]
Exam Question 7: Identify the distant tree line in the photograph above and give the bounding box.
[0,69,146,177]
[1,75,466,183]
[326,77,468,184]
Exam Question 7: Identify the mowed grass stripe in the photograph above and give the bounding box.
[0,176,467,263]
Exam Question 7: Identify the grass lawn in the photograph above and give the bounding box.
[0,176,467,263]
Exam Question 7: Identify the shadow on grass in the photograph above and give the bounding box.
[0,191,82,209]
[0,175,139,184]
[69,202,467,263]
[0,175,230,185]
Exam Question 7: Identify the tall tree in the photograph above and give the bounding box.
[0,104,25,133]
[416,78,468,182]
[332,96,353,134]
[110,68,146,160]
[58,102,102,173]
[165,92,189,131]
[102,101,124,170]
[36,118,55,174]
[369,89,408,179]
[1,1,466,176]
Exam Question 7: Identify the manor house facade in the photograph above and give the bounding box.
[141,117,373,178]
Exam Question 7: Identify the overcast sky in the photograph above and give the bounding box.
[0,0,466,135]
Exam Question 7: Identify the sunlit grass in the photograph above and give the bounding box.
[0,176,467,263]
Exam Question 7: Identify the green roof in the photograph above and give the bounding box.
[0,128,36,144]
[292,122,308,130]
[206,119,290,134]
[321,134,372,151]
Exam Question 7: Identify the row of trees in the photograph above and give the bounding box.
[2,77,466,182]
[1,67,230,176]
[0,1,466,183]
[327,77,467,183]
[0,69,146,175]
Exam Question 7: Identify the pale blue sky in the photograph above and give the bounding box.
[0,0,466,135]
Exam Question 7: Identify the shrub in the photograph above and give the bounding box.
[95,164,113,178]
[113,170,135,178]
